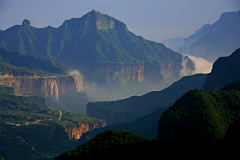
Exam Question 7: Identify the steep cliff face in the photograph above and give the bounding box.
[47,122,106,141]
[61,60,185,83]
[0,74,83,99]
[87,104,139,125]
[65,123,106,140]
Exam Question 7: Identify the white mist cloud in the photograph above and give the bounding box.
[68,70,82,77]
[187,55,213,74]
[180,55,213,78]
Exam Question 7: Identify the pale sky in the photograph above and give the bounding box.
[0,0,239,42]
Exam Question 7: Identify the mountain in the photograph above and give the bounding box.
[203,48,240,91]
[179,10,240,61]
[189,21,240,61]
[0,10,195,101]
[86,73,207,125]
[0,87,105,159]
[157,86,240,141]
[157,49,240,141]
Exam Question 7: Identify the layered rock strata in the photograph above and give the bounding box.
[0,74,83,99]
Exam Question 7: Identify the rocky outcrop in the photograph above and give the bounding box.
[86,104,139,125]
[0,74,83,99]
[47,122,106,141]
[65,123,106,140]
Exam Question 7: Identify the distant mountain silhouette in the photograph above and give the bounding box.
[179,10,240,62]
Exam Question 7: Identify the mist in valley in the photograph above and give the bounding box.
[77,54,213,103]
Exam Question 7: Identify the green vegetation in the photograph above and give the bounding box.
[0,48,69,77]
[0,87,105,159]
[0,10,190,66]
[0,87,104,125]
[55,129,150,159]
[54,129,234,159]
[158,88,240,141]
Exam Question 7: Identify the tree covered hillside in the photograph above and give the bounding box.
[157,88,240,141]
[0,48,69,77]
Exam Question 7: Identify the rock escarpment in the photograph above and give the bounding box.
[61,60,186,83]
[47,123,106,141]
[65,123,106,140]
[0,74,83,99]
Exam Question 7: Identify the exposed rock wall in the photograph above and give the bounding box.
[65,123,106,140]
[86,104,139,125]
[47,122,106,141]
[0,74,83,99]
[59,60,185,83]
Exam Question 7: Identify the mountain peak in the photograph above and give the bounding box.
[22,19,31,26]
[91,10,106,15]
[61,10,127,30]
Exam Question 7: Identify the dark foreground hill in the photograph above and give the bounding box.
[157,87,240,141]
[54,129,235,159]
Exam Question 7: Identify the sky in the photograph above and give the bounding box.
[0,0,239,42]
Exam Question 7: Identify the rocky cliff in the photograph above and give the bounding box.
[0,74,83,99]
[65,123,106,140]
[60,60,186,83]
[47,122,106,141]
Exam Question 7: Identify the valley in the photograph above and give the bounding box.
[0,5,239,160]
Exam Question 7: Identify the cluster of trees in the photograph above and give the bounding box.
[157,88,240,141]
